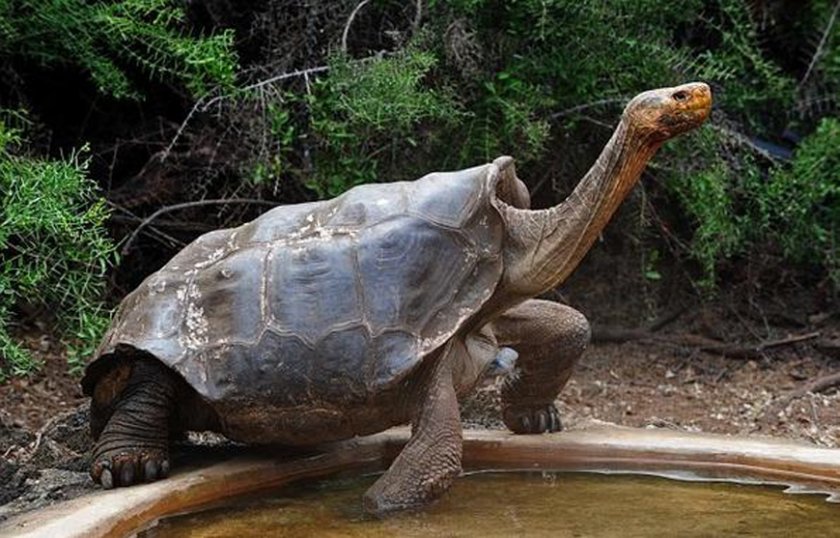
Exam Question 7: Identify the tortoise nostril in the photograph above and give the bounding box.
[672,91,689,102]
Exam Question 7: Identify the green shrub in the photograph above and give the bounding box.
[0,121,115,378]
[0,0,237,99]
[659,129,753,287]
[752,118,840,283]
[424,0,839,288]
[0,1,240,377]
[306,48,462,196]
[659,118,840,289]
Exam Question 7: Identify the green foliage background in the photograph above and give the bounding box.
[1,0,838,376]
[0,120,114,378]
[245,0,838,291]
[0,0,237,99]
[0,0,236,377]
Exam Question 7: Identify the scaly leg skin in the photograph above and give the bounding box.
[363,353,462,515]
[90,358,176,488]
[490,299,591,434]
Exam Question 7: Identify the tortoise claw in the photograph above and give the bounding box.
[120,463,135,486]
[503,404,563,434]
[100,468,114,489]
[91,449,169,488]
[144,460,159,482]
[536,412,547,432]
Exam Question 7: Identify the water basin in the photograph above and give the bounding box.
[139,471,839,538]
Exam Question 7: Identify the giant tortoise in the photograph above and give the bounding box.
[83,82,711,514]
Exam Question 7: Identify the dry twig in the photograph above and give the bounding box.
[591,306,687,343]
[594,327,821,360]
[814,337,840,359]
[342,0,372,52]
[107,200,183,249]
[120,199,278,257]
[24,409,76,463]
[165,65,331,158]
[764,371,840,421]
[798,0,840,93]
[412,0,423,34]
[549,98,627,120]
[793,371,840,398]
[682,331,821,359]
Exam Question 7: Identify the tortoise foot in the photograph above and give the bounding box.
[362,488,421,517]
[503,403,562,434]
[91,448,170,488]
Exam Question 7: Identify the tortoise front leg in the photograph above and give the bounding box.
[490,299,590,433]
[90,358,176,488]
[363,351,462,515]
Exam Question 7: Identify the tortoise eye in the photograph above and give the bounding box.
[672,90,689,102]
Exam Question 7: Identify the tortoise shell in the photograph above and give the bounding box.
[82,158,512,415]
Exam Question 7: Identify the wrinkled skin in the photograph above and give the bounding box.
[84,83,711,514]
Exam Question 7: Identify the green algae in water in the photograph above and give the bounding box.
[139,472,840,538]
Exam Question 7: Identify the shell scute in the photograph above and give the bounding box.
[211,331,314,406]
[311,326,370,403]
[191,247,267,345]
[267,234,363,344]
[236,201,325,245]
[369,330,419,389]
[326,182,409,227]
[407,166,486,228]
[166,229,230,272]
[356,216,478,333]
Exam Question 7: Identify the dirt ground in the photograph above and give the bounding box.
[2,252,840,521]
[463,339,840,448]
[4,314,839,446]
[0,332,86,433]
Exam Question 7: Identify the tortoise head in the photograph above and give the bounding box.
[623,82,712,143]
[495,82,711,297]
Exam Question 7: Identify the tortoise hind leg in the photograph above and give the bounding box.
[490,299,590,433]
[363,352,462,515]
[90,357,177,488]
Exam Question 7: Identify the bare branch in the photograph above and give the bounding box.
[412,0,423,34]
[109,214,215,233]
[163,98,204,159]
[342,0,372,53]
[548,98,627,120]
[798,0,840,93]
[593,329,820,360]
[120,199,278,257]
[708,123,782,164]
[107,200,183,249]
[220,66,331,101]
[690,331,821,359]
[794,372,840,398]
[163,65,331,159]
[764,370,840,420]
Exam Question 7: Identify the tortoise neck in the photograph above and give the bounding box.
[501,119,660,296]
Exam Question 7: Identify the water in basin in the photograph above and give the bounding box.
[138,472,839,537]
